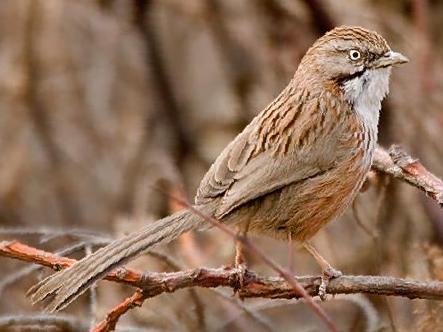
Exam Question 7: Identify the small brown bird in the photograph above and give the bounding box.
[30,26,408,312]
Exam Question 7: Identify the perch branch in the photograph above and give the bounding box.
[373,145,443,207]
[3,146,443,330]
[1,240,443,301]
[175,199,337,332]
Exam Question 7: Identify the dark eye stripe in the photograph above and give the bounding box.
[346,69,366,80]
[335,68,367,85]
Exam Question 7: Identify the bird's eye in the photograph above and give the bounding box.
[349,50,361,61]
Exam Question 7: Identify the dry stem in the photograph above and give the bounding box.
[1,240,443,302]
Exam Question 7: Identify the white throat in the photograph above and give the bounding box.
[342,67,391,132]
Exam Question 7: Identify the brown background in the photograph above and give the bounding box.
[1,0,443,331]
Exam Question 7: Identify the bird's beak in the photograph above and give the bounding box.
[373,50,409,68]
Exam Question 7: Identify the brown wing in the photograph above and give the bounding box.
[195,126,256,206]
[195,87,348,219]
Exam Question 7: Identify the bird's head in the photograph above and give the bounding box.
[297,26,408,106]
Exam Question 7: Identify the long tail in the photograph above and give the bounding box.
[29,208,206,312]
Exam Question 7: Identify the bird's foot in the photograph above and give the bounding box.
[318,266,342,301]
[234,235,248,297]
[233,262,248,300]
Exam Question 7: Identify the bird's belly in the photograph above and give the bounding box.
[242,160,370,241]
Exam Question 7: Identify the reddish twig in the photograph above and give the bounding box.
[2,240,443,301]
[373,145,443,208]
[0,241,142,286]
[172,199,338,332]
[92,290,144,332]
[2,239,443,332]
[3,140,443,332]
[3,144,443,332]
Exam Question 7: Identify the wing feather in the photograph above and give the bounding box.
[195,87,347,219]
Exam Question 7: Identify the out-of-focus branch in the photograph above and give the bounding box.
[0,314,144,332]
[24,0,80,224]
[0,314,89,332]
[2,240,443,301]
[301,0,335,35]
[203,0,257,124]
[373,145,443,207]
[134,0,193,160]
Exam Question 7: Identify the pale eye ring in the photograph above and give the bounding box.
[349,50,361,61]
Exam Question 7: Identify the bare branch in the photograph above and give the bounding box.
[0,241,88,296]
[373,146,443,207]
[1,240,443,301]
[173,198,338,332]
[3,143,443,331]
[92,290,145,332]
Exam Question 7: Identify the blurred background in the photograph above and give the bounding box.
[0,0,443,331]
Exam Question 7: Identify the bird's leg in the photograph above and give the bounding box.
[235,238,246,268]
[303,241,342,300]
[234,222,250,292]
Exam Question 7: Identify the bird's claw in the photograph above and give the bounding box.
[237,263,247,288]
[234,263,247,299]
[318,266,342,301]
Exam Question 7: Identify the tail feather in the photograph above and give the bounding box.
[29,208,205,312]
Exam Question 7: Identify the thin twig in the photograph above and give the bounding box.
[92,289,145,332]
[373,146,443,208]
[0,241,88,296]
[173,198,338,332]
[146,248,207,332]
[3,242,443,305]
[211,289,276,332]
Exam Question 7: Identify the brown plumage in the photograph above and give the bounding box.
[29,26,408,312]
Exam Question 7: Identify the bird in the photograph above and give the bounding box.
[29,26,408,312]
